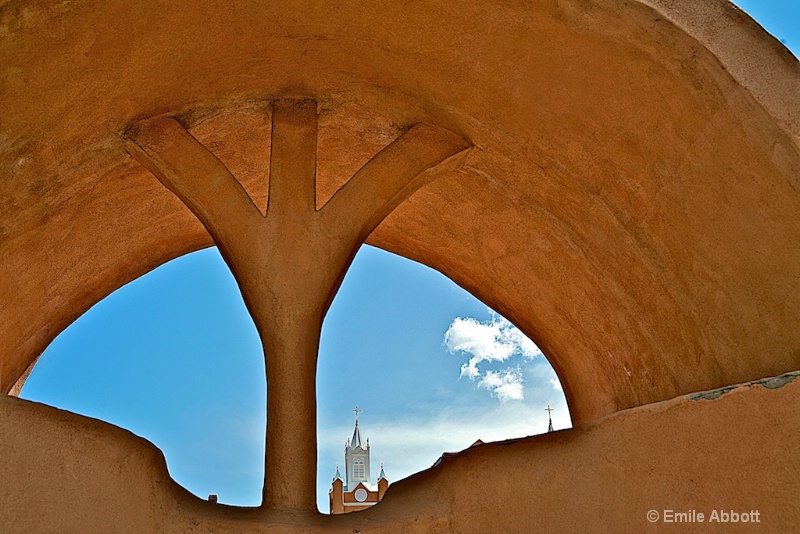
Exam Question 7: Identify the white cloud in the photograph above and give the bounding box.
[445,317,516,371]
[549,378,563,392]
[444,312,542,401]
[460,360,480,379]
[479,369,524,401]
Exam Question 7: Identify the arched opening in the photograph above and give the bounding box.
[18,244,570,512]
[18,247,266,506]
[317,245,570,513]
[1,0,798,530]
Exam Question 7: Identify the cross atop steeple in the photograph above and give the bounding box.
[353,405,361,424]
[545,405,554,433]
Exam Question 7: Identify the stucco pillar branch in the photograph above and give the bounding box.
[124,117,263,256]
[124,103,470,514]
[321,123,471,242]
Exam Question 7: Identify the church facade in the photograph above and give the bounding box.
[329,409,388,514]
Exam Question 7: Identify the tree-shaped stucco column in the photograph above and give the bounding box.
[124,99,470,512]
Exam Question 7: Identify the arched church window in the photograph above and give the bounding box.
[353,459,365,479]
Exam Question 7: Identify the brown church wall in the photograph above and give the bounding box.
[2,372,798,532]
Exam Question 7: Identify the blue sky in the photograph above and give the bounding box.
[19,1,797,513]
[21,245,568,511]
[732,0,799,51]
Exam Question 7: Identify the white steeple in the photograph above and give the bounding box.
[350,417,363,448]
[345,405,371,490]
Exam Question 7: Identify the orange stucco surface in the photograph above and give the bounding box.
[2,373,798,532]
[1,0,799,530]
[2,0,799,423]
[0,0,800,422]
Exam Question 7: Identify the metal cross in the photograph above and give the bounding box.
[353,405,361,422]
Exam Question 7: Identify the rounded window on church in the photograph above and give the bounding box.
[354,488,368,502]
[353,459,365,479]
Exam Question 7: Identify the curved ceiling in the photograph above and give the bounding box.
[2,0,799,424]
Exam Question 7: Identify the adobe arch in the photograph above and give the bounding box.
[1,0,799,437]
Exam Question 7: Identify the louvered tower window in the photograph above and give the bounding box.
[354,458,365,479]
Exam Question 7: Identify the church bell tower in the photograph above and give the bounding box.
[329,406,389,514]
[345,406,370,489]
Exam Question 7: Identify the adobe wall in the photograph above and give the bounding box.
[2,373,798,532]
[0,396,175,532]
